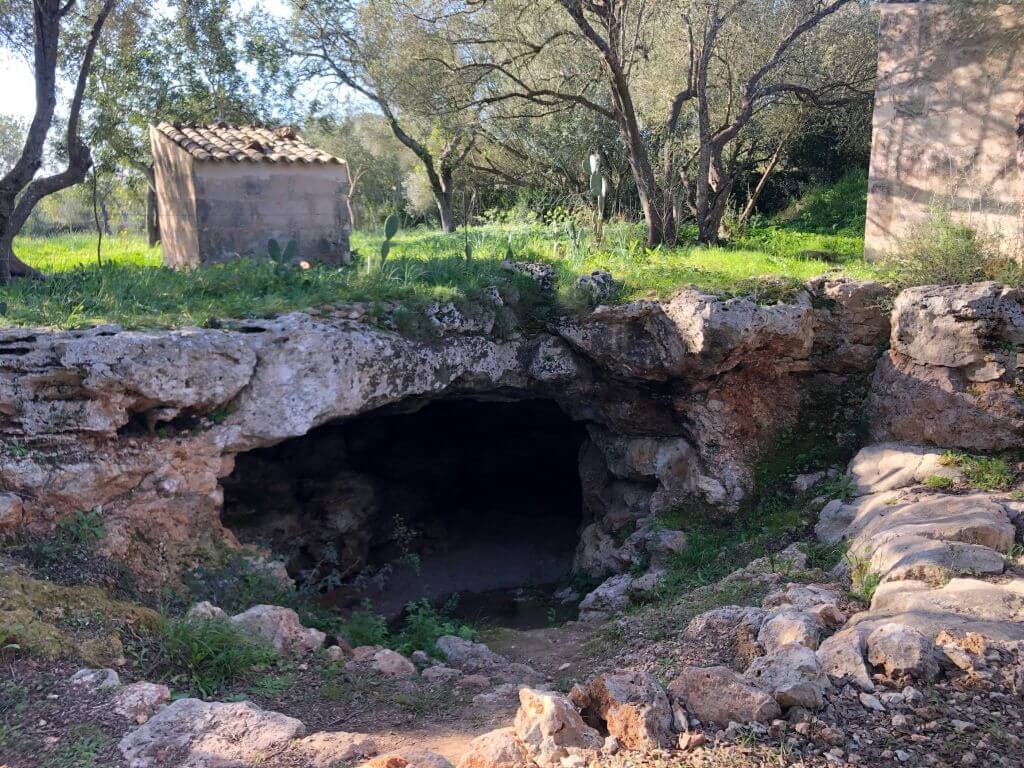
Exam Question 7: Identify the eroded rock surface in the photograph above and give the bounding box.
[869,282,1024,449]
[1,280,887,587]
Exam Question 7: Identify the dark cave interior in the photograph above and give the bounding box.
[221,398,588,619]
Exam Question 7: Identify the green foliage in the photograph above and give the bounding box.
[182,553,343,635]
[852,570,882,604]
[41,725,109,768]
[940,452,1015,491]
[656,378,868,602]
[923,474,955,490]
[393,599,475,655]
[889,207,1024,287]
[775,170,868,235]
[267,239,299,264]
[249,671,297,697]
[339,601,390,648]
[799,539,848,572]
[336,598,474,655]
[56,509,105,549]
[154,617,276,697]
[379,213,401,265]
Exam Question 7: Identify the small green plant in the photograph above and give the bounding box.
[155,618,276,697]
[799,539,848,572]
[923,474,954,490]
[249,671,297,698]
[339,600,390,648]
[940,451,1014,491]
[267,238,298,264]
[846,549,882,604]
[393,598,474,656]
[4,439,29,458]
[41,724,108,768]
[56,508,105,549]
[379,213,400,266]
[0,720,22,750]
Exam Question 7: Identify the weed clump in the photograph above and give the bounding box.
[152,617,276,697]
[940,452,1015,491]
[890,207,1023,287]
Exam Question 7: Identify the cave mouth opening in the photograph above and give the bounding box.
[221,398,588,626]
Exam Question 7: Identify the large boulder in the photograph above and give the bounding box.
[456,728,532,768]
[577,574,633,622]
[435,636,540,684]
[569,671,674,749]
[758,609,822,654]
[744,643,829,710]
[865,622,939,681]
[513,689,602,768]
[229,605,325,654]
[816,627,874,693]
[869,283,1024,450]
[118,698,305,768]
[845,443,958,496]
[667,666,781,726]
[112,682,172,724]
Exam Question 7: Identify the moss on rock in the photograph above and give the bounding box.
[0,570,158,661]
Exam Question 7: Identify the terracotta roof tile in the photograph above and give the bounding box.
[153,122,345,165]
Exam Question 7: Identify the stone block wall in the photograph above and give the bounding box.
[865,2,1024,261]
[194,163,351,266]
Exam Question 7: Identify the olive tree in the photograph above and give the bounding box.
[0,0,118,282]
[284,0,480,232]
[434,0,875,245]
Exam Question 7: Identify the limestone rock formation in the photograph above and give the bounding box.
[111,681,172,724]
[667,666,781,726]
[865,622,940,681]
[1,280,887,592]
[118,698,306,768]
[869,282,1024,449]
[513,688,602,768]
[229,604,325,654]
[569,671,674,749]
[744,643,830,710]
[456,728,532,768]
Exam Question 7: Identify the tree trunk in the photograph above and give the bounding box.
[434,166,457,233]
[436,189,456,233]
[738,138,787,226]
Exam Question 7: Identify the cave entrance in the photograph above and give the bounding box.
[221,398,588,625]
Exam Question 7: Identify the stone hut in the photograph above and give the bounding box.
[864,2,1024,261]
[150,122,351,268]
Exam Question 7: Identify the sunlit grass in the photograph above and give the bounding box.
[1,217,879,330]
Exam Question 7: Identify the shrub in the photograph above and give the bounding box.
[394,599,474,656]
[182,553,342,635]
[155,618,276,697]
[339,601,389,648]
[891,207,1022,287]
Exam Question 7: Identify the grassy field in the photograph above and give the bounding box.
[0,175,881,330]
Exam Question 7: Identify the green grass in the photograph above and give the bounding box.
[923,474,955,490]
[1,210,879,330]
[151,617,277,698]
[940,452,1015,491]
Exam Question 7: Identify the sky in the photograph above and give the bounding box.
[1,53,36,122]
